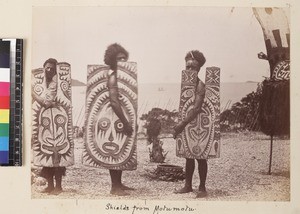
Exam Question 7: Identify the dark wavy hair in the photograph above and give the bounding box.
[43,58,58,86]
[104,43,129,70]
[185,50,206,68]
[43,58,58,68]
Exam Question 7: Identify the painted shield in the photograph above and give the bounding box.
[176,67,220,159]
[83,62,137,170]
[272,60,290,80]
[253,8,290,77]
[32,62,74,167]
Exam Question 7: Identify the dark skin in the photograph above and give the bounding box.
[32,62,57,109]
[107,52,133,136]
[173,56,208,196]
[32,93,56,109]
[173,59,205,138]
[33,60,65,194]
[107,51,134,196]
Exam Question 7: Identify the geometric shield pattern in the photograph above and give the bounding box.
[32,62,74,167]
[176,67,220,159]
[252,8,290,77]
[272,60,290,80]
[82,62,137,170]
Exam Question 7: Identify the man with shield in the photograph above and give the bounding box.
[174,50,220,198]
[32,58,74,195]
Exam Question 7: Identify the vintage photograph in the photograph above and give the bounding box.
[31,6,290,201]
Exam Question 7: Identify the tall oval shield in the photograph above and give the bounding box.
[32,62,74,167]
[176,67,220,159]
[83,62,137,170]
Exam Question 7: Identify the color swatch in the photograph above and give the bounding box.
[0,39,23,166]
[0,41,10,164]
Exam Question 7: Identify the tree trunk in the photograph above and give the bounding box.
[150,138,165,163]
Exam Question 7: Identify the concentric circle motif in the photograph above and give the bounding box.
[192,146,201,154]
[83,63,137,170]
[32,65,74,167]
[60,81,69,91]
[41,117,50,128]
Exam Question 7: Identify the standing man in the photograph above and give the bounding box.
[32,58,74,195]
[174,50,207,198]
[83,43,138,196]
[105,43,134,195]
[174,50,220,198]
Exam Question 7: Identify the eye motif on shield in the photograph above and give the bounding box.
[176,67,220,159]
[95,105,127,155]
[39,107,69,161]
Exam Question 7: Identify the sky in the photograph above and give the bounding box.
[32,6,285,84]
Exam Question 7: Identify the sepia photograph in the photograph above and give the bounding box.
[31,6,290,202]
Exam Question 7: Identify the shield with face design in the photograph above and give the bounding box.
[83,62,137,170]
[176,67,220,159]
[32,62,74,167]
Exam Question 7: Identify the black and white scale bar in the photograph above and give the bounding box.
[1,39,23,166]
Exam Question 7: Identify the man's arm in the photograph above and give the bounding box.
[107,71,133,136]
[31,89,56,108]
[174,81,205,138]
[32,75,57,108]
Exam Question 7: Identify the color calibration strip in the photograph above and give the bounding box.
[0,41,10,164]
[0,39,23,166]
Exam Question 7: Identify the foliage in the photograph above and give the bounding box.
[146,118,161,142]
[259,79,290,136]
[221,79,290,137]
[220,84,262,132]
[140,108,178,135]
[140,108,177,162]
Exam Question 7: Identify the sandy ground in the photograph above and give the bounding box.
[31,132,290,201]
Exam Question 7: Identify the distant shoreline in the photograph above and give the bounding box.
[72,80,260,87]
